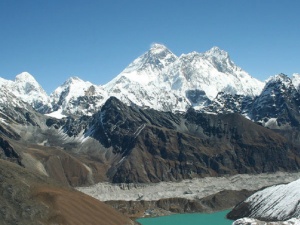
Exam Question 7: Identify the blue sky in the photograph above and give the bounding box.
[0,0,299,93]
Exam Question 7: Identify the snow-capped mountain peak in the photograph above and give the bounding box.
[51,77,94,105]
[105,43,178,89]
[130,42,177,72]
[49,77,108,117]
[0,72,50,112]
[164,46,263,100]
[103,44,265,113]
[266,73,291,84]
[201,46,240,74]
[263,73,295,93]
[249,73,300,128]
[65,76,83,83]
[203,46,229,59]
[3,44,293,119]
[15,71,38,83]
[14,72,47,96]
[62,76,91,87]
[149,43,169,54]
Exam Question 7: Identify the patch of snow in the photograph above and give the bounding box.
[133,124,146,138]
[45,109,66,119]
[264,118,278,127]
[38,139,48,146]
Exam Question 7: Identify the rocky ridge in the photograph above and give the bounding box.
[14,96,300,184]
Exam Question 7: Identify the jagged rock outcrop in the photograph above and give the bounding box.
[0,137,22,165]
[250,74,300,129]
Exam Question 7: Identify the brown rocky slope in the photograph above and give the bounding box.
[0,159,136,225]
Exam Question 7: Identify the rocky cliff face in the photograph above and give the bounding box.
[250,74,300,129]
[1,96,299,185]
[104,100,300,183]
[44,97,300,183]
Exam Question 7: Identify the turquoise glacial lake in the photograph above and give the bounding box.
[136,210,232,225]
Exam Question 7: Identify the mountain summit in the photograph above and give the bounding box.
[0,72,50,112]
[104,44,264,112]
[49,76,108,117]
[105,43,177,88]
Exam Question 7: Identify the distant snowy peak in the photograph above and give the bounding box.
[143,43,178,68]
[250,73,300,128]
[14,72,48,96]
[164,46,264,99]
[261,73,296,98]
[15,71,39,83]
[203,46,230,60]
[51,76,94,102]
[104,44,265,113]
[105,43,177,88]
[49,76,108,117]
[202,47,238,74]
[0,72,50,112]
[147,43,173,56]
[266,73,293,87]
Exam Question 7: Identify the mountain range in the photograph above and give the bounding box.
[2,44,300,130]
[1,44,300,224]
[1,43,300,182]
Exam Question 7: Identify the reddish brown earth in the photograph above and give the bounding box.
[35,186,135,225]
[0,159,135,225]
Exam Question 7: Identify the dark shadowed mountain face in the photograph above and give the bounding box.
[250,74,300,129]
[96,98,300,182]
[42,97,300,183]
